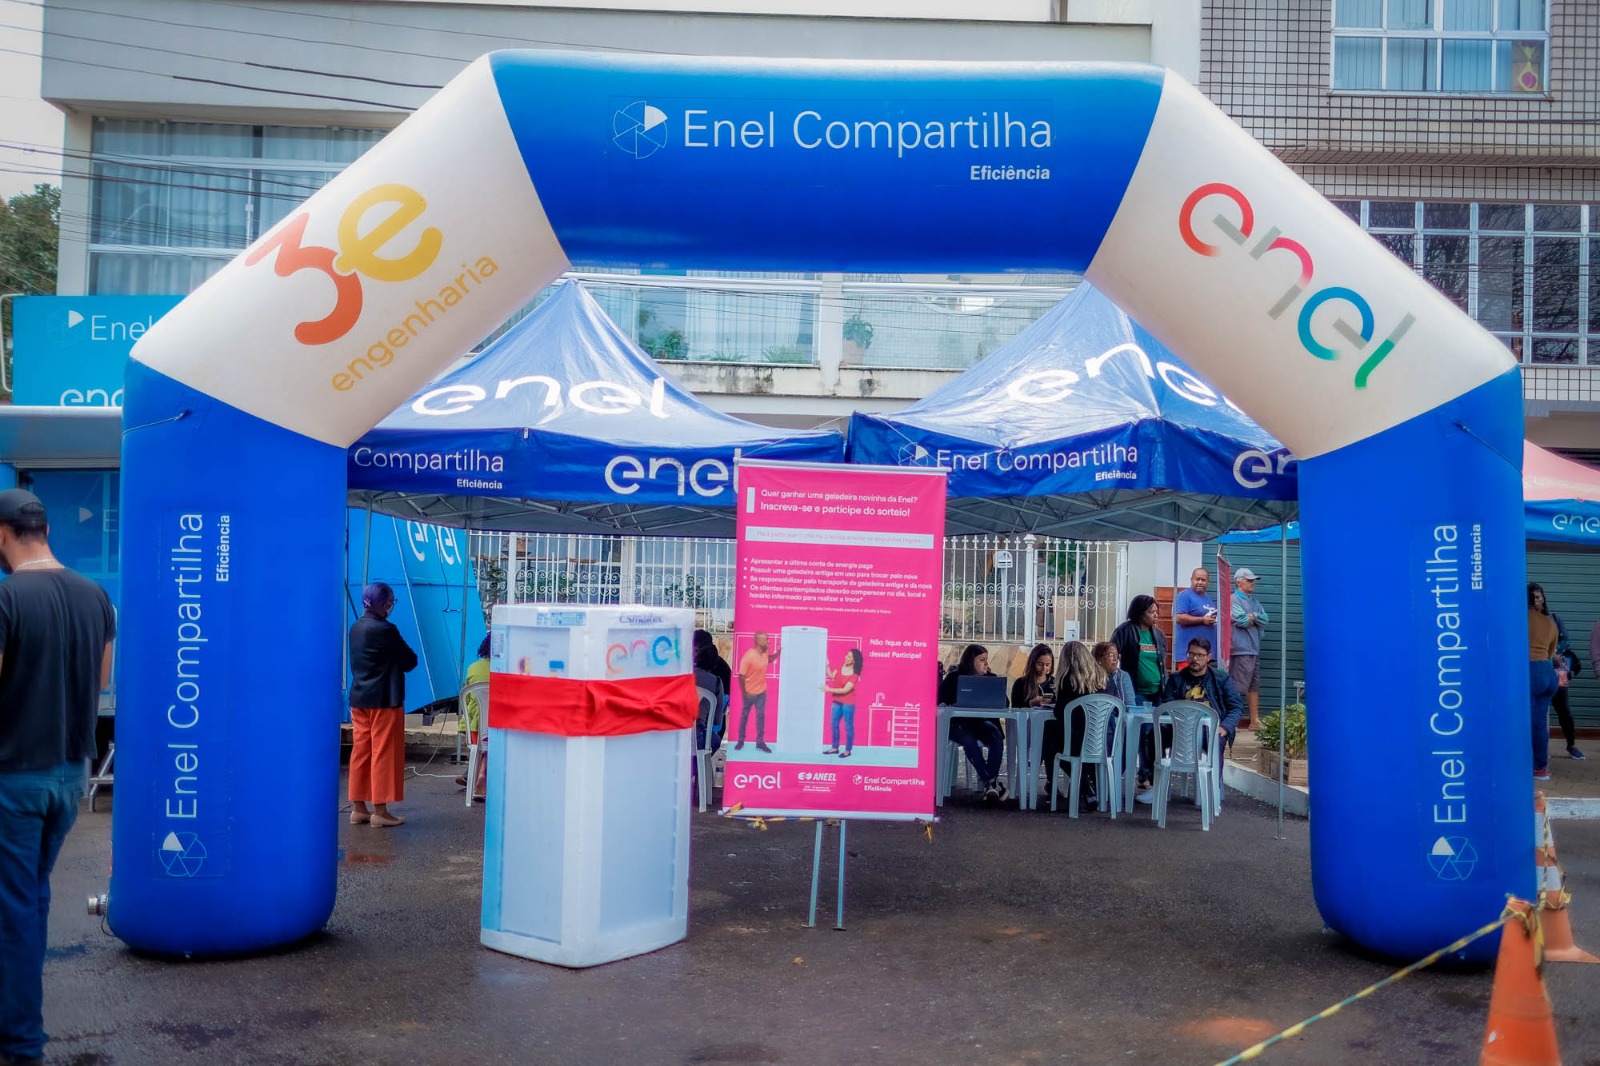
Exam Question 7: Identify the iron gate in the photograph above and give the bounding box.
[469,531,1125,644]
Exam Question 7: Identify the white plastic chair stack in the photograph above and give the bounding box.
[459,679,489,809]
[1050,695,1124,818]
[1152,701,1220,831]
[694,686,724,812]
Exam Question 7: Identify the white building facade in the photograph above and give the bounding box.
[39,0,1201,427]
[27,0,1600,640]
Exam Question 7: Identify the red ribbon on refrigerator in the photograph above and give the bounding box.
[487,671,699,737]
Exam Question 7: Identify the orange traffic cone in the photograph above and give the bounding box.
[1481,898,1561,1066]
[1541,890,1600,965]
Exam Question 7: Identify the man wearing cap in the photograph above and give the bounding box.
[1229,568,1269,728]
[0,488,115,1066]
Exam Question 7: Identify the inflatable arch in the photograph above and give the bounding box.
[118,53,1529,960]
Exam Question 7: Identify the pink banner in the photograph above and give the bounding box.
[722,460,947,821]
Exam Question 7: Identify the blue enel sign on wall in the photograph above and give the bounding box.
[11,295,182,406]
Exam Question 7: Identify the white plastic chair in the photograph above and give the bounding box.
[1050,695,1124,818]
[942,736,974,797]
[459,680,489,809]
[695,686,725,812]
[1152,701,1220,830]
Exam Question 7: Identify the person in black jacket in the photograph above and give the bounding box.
[1111,595,1168,705]
[1159,636,1245,757]
[938,643,1007,803]
[1112,594,1169,793]
[348,581,418,828]
[693,629,733,752]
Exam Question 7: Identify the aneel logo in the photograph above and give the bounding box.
[246,182,501,394]
[1178,183,1415,390]
[730,771,782,790]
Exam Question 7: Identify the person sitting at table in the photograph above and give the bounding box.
[1158,636,1245,769]
[1093,641,1136,708]
[938,643,1007,804]
[1010,643,1056,710]
[1042,641,1107,807]
[455,634,491,799]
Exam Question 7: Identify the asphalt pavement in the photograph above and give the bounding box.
[34,768,1600,1065]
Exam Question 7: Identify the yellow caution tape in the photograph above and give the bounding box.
[1214,901,1535,1066]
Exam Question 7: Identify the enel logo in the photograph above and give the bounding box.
[604,634,682,675]
[731,772,782,790]
[1178,182,1415,390]
[245,183,443,346]
[1552,514,1600,534]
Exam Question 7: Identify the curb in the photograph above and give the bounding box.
[1223,759,1310,817]
[1546,796,1600,821]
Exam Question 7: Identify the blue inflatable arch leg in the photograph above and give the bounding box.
[121,53,1528,960]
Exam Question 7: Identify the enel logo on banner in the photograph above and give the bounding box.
[730,771,782,790]
[1178,181,1415,390]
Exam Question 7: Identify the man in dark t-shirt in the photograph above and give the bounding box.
[0,488,115,1065]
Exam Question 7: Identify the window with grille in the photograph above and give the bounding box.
[1331,0,1550,95]
[1334,199,1592,365]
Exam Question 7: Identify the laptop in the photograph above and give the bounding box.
[955,674,1009,709]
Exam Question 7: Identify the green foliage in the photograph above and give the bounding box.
[644,328,688,360]
[0,184,60,398]
[1256,703,1308,759]
[662,573,709,609]
[525,567,575,601]
[760,343,808,364]
[0,184,58,296]
[842,313,874,349]
[636,305,688,360]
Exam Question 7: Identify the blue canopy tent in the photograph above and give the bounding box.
[349,282,845,536]
[1220,442,1600,549]
[847,283,1298,541]
[1524,440,1600,549]
[849,282,1302,827]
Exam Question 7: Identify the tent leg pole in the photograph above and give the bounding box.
[362,498,373,589]
[1277,520,1288,840]
[459,522,472,689]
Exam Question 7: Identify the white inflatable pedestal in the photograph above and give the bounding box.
[481,604,694,968]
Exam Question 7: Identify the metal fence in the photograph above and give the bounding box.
[469,531,1125,644]
[470,532,738,632]
[941,534,1127,646]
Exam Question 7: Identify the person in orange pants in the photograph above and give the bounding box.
[348,581,418,827]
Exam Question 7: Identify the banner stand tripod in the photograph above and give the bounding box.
[806,819,848,931]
